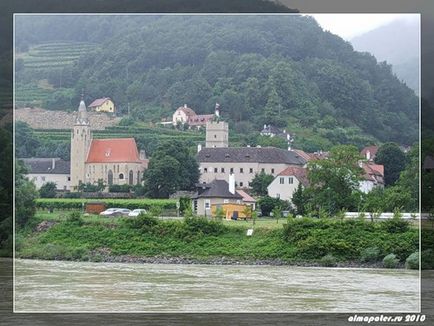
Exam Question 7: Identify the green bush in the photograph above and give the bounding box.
[383,253,399,268]
[67,211,83,226]
[421,249,434,270]
[36,198,177,210]
[39,182,57,198]
[63,192,81,198]
[184,216,227,236]
[405,252,419,270]
[108,184,131,193]
[360,247,381,262]
[380,218,410,233]
[320,254,337,267]
[127,213,159,233]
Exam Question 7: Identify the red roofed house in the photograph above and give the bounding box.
[88,97,115,113]
[267,166,308,201]
[361,145,379,162]
[172,104,215,129]
[359,162,384,193]
[70,99,147,190]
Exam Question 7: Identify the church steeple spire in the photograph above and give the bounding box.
[76,92,89,125]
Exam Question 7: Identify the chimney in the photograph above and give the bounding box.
[263,124,267,130]
[51,158,56,169]
[197,144,202,153]
[184,104,187,108]
[229,173,235,194]
[139,150,147,160]
[366,150,371,161]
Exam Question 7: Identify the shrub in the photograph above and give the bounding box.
[421,249,434,270]
[380,218,410,233]
[360,247,381,262]
[383,253,399,268]
[320,254,337,267]
[184,216,227,236]
[39,182,57,198]
[63,192,81,198]
[405,252,419,269]
[108,184,131,193]
[128,213,159,233]
[67,211,83,226]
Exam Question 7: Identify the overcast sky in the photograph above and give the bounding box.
[307,13,420,40]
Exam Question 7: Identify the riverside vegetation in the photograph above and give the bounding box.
[15,210,424,269]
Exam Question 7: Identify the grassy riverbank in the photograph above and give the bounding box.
[15,210,424,268]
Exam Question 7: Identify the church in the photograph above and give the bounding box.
[70,98,148,190]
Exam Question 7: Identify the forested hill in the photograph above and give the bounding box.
[15,15,418,147]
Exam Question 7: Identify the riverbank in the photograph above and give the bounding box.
[15,211,419,269]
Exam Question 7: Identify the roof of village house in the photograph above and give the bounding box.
[236,189,256,203]
[21,158,70,174]
[277,166,309,187]
[175,105,196,117]
[292,149,312,161]
[187,114,214,126]
[197,147,306,165]
[361,145,379,159]
[88,97,112,107]
[193,179,243,199]
[361,162,384,183]
[424,155,434,170]
[86,138,143,163]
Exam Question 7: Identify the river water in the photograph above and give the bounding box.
[14,259,419,313]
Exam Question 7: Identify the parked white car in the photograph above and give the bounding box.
[100,208,131,217]
[128,209,148,217]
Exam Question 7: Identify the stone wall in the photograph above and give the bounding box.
[15,107,121,130]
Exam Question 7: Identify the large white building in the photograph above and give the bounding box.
[22,158,71,190]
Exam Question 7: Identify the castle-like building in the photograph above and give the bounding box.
[70,99,148,190]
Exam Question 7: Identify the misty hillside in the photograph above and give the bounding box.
[351,17,419,93]
[15,15,418,149]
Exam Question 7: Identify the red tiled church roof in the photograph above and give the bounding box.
[187,114,214,126]
[86,138,142,163]
[88,97,111,107]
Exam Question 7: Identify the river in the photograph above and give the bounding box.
[14,259,419,313]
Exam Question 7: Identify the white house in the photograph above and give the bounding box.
[359,162,384,193]
[267,166,308,201]
[21,158,71,191]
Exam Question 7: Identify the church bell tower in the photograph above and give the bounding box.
[70,96,92,189]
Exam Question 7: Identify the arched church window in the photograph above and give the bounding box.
[108,170,113,185]
[129,170,133,185]
[119,173,124,180]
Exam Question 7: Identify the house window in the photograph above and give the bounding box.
[119,173,124,180]
[214,167,218,173]
[204,168,208,173]
[240,168,244,173]
[240,182,244,187]
[261,168,265,173]
[214,134,217,138]
[280,177,284,184]
[288,177,294,184]
[249,168,253,174]
[205,200,211,209]
[230,168,234,173]
[221,167,225,173]
[67,176,71,181]
[271,168,275,174]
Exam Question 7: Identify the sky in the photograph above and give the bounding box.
[307,13,419,40]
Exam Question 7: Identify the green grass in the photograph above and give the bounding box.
[16,212,420,268]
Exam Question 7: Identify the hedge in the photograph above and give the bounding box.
[36,198,177,210]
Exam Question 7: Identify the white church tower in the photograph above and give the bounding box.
[70,96,92,189]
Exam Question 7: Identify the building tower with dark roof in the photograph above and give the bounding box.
[70,97,92,189]
[205,103,228,148]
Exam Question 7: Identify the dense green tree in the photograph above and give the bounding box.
[291,183,310,215]
[143,140,199,198]
[0,127,13,255]
[375,143,408,186]
[39,182,57,198]
[307,145,363,215]
[258,196,288,216]
[15,121,40,158]
[250,171,274,196]
[15,161,38,227]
